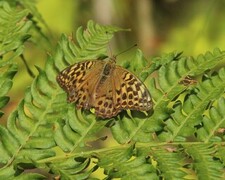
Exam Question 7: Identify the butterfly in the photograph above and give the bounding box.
[56,56,153,118]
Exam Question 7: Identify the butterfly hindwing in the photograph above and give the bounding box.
[113,66,152,111]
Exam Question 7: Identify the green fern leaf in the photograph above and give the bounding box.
[0,166,18,179]
[196,97,225,142]
[150,51,183,73]
[0,2,32,65]
[0,1,32,116]
[18,0,48,28]
[159,67,225,141]
[184,144,224,180]
[0,59,57,177]
[46,157,97,180]
[0,64,17,117]
[97,145,158,179]
[54,106,107,152]
[111,49,225,144]
[151,146,188,179]
[0,165,46,179]
[216,146,225,165]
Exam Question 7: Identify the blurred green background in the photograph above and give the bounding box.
[35,0,225,55]
[4,0,225,121]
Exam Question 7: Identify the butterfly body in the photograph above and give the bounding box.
[57,58,152,118]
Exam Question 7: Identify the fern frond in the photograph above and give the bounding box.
[184,144,224,180]
[111,49,225,144]
[18,0,47,27]
[0,2,32,65]
[0,62,58,177]
[0,2,32,115]
[97,145,158,179]
[47,157,97,180]
[55,20,128,70]
[0,20,127,178]
[196,97,225,142]
[150,48,224,115]
[0,64,17,117]
[159,67,225,141]
[54,106,107,152]
[0,166,45,179]
[151,146,188,179]
[216,146,225,165]
[5,0,45,27]
[150,51,183,70]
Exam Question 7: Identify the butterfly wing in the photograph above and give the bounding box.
[112,65,153,111]
[56,60,104,108]
[92,63,152,118]
[57,59,153,119]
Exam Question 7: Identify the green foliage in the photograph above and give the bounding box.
[0,1,225,179]
[97,145,158,179]
[159,67,225,142]
[150,146,188,179]
[196,97,225,142]
[0,2,31,64]
[184,143,224,180]
[0,1,31,117]
[0,64,17,117]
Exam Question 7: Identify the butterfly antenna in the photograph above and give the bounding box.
[115,44,137,58]
[106,31,114,58]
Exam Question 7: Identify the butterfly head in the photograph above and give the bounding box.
[109,55,117,64]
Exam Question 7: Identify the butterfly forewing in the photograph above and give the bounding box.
[75,61,105,109]
[57,58,153,119]
[57,60,101,103]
